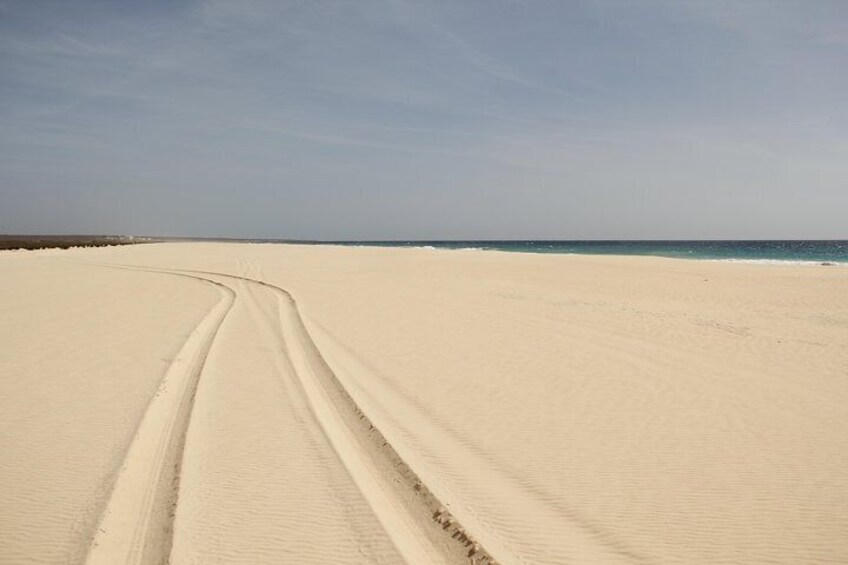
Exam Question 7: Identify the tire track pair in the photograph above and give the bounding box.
[84,274,234,565]
[84,263,498,564]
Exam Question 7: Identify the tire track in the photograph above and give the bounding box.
[84,273,234,565]
[119,264,500,565]
[305,319,643,564]
[212,266,639,564]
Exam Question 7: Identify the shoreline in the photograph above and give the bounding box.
[316,241,848,266]
[5,238,847,267]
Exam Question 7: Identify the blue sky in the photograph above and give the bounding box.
[1,0,846,239]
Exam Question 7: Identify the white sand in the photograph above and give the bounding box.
[1,243,846,564]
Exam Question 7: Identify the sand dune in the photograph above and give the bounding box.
[1,243,846,564]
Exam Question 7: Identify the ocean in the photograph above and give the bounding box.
[325,240,848,264]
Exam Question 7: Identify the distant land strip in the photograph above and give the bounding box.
[0,235,156,251]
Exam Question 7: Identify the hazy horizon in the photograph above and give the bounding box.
[2,1,846,240]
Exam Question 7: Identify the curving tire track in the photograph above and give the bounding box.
[84,273,234,565]
[182,267,499,565]
[84,263,499,564]
[113,263,500,564]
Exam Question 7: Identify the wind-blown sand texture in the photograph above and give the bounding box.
[1,243,846,564]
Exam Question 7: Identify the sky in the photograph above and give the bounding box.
[1,0,846,239]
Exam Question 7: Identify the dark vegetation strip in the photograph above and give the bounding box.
[0,235,156,251]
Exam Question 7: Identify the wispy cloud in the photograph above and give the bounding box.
[0,0,845,238]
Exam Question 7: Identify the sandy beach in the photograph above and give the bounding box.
[1,242,846,564]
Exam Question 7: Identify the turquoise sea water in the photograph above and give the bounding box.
[325,240,848,264]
